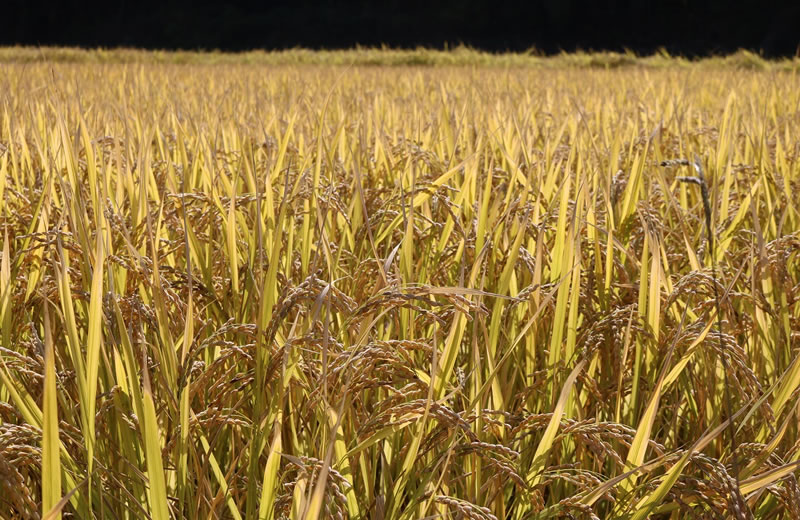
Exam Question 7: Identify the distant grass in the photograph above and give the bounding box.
[0,45,798,69]
[1,56,800,519]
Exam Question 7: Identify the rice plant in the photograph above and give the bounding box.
[0,50,799,519]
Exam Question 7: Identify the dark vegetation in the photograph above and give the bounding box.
[4,0,800,57]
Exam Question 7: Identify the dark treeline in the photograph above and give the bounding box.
[5,0,800,57]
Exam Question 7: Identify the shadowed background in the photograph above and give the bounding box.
[5,0,800,57]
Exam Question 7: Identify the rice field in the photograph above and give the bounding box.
[1,50,799,519]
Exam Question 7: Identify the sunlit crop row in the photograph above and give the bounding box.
[1,54,799,519]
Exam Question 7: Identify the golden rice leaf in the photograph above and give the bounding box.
[526,359,586,488]
[141,369,170,520]
[41,305,61,520]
